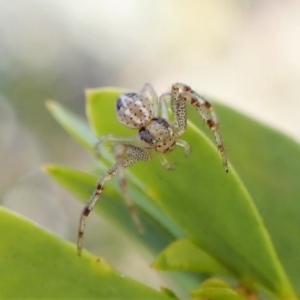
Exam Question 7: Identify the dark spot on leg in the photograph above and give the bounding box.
[190,97,198,105]
[218,144,224,152]
[83,207,91,217]
[204,101,212,109]
[127,204,134,214]
[78,231,84,238]
[207,119,215,128]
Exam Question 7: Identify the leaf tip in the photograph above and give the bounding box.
[85,89,96,102]
[41,164,57,174]
[150,254,166,270]
[150,261,159,270]
[41,164,50,172]
[45,100,58,111]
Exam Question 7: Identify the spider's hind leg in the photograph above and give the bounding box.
[77,144,151,256]
[95,134,136,158]
[114,144,151,236]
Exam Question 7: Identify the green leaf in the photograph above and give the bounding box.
[43,165,202,298]
[191,288,243,300]
[191,278,247,300]
[0,207,171,299]
[213,103,300,295]
[152,238,231,276]
[43,164,177,253]
[85,88,296,299]
[160,287,180,299]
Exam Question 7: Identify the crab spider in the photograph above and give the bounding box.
[77,83,228,256]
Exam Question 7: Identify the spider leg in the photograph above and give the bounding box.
[156,94,190,166]
[95,134,136,158]
[176,139,191,156]
[140,82,159,115]
[77,144,151,256]
[171,83,228,172]
[114,144,148,236]
[159,153,176,170]
[158,93,170,120]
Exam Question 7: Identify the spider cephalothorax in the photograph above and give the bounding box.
[138,117,176,153]
[77,83,228,255]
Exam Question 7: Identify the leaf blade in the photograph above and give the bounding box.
[152,238,231,276]
[213,103,300,295]
[86,88,296,298]
[43,164,182,254]
[0,207,171,299]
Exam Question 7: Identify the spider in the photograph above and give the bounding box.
[77,82,228,256]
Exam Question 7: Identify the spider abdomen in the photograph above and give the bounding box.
[138,117,176,153]
[116,92,153,129]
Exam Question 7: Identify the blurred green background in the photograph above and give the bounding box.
[1,0,300,293]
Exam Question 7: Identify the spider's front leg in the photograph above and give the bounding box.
[171,83,228,172]
[77,144,151,256]
[140,82,159,114]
